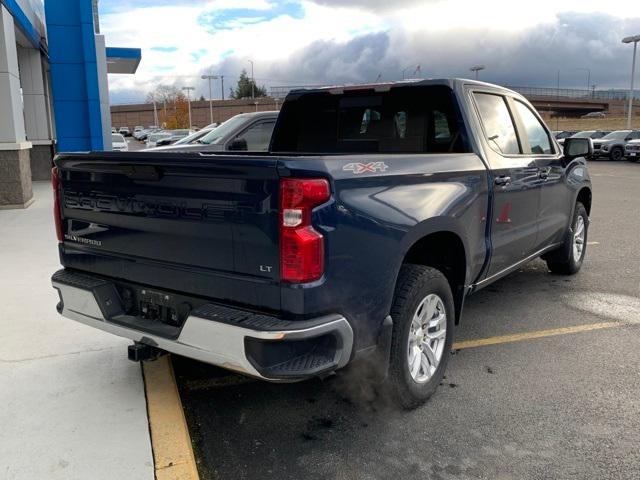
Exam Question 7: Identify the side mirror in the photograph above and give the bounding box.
[228,137,248,151]
[564,137,593,159]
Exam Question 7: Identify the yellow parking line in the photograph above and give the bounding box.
[453,322,621,350]
[143,356,200,480]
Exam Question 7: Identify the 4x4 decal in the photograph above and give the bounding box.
[343,162,389,174]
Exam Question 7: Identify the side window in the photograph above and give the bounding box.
[232,121,276,151]
[513,101,553,154]
[433,110,451,143]
[473,93,520,155]
[394,111,407,139]
[360,109,381,134]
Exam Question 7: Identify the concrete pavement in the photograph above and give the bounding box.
[174,161,640,480]
[0,182,154,480]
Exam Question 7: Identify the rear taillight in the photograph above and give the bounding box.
[52,167,63,242]
[280,178,330,283]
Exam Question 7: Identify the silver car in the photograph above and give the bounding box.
[149,112,278,153]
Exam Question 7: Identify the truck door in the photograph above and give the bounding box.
[510,99,570,251]
[472,92,540,278]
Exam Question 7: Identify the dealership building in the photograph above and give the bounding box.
[0,0,139,208]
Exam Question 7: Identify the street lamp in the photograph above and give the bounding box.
[575,68,591,92]
[470,65,485,80]
[622,34,640,129]
[149,93,159,127]
[248,60,255,99]
[201,74,219,124]
[182,86,195,129]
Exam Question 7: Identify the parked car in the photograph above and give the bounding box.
[557,130,607,147]
[171,128,215,146]
[111,133,128,152]
[581,111,606,119]
[51,79,592,409]
[149,112,278,152]
[153,129,194,147]
[592,130,640,161]
[111,127,117,134]
[134,128,160,141]
[145,132,172,148]
[134,126,144,133]
[133,129,147,141]
[118,127,131,137]
[553,130,577,140]
[625,139,640,162]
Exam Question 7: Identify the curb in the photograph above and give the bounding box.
[143,355,200,480]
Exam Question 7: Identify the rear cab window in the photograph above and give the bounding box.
[271,85,471,154]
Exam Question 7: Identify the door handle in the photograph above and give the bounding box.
[494,175,511,186]
[538,169,550,180]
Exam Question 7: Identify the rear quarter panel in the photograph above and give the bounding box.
[278,153,489,350]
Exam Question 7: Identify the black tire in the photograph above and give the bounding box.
[386,264,454,409]
[546,202,589,275]
[610,147,623,161]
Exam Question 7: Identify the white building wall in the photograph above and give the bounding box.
[95,34,112,150]
[17,46,51,143]
[0,5,27,145]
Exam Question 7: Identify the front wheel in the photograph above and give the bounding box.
[610,147,623,161]
[386,265,454,409]
[546,202,589,275]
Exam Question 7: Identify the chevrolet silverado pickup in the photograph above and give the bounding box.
[51,79,593,408]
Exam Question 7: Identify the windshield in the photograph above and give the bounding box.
[602,131,630,140]
[199,116,250,145]
[572,131,596,138]
[112,134,125,143]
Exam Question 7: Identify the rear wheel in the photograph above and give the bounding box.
[546,202,589,275]
[387,265,454,409]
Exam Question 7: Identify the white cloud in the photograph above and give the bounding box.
[100,0,640,103]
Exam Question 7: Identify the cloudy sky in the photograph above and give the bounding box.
[98,0,640,104]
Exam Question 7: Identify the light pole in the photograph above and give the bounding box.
[470,65,485,80]
[201,74,219,124]
[576,68,591,93]
[149,93,159,127]
[248,60,255,99]
[182,86,194,129]
[622,34,640,129]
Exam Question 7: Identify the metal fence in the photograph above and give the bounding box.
[506,86,633,101]
[271,84,636,101]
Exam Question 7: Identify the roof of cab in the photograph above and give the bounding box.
[287,78,518,98]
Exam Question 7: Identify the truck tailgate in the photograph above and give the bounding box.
[55,152,281,311]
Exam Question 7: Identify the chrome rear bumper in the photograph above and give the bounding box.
[52,269,353,380]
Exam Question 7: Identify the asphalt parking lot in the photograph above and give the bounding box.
[172,160,640,480]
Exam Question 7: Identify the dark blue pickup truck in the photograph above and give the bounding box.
[51,79,593,408]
